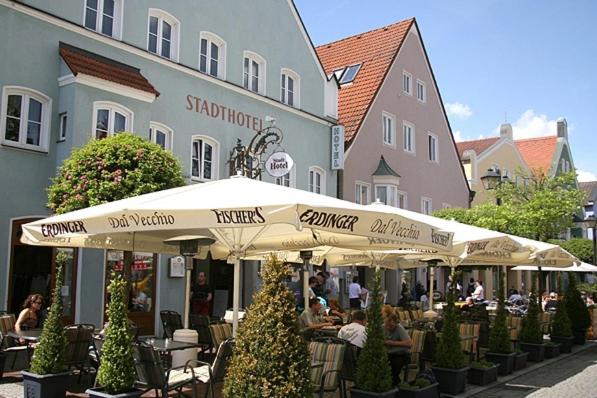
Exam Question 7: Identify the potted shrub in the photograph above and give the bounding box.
[397,378,439,398]
[550,275,574,353]
[223,255,311,397]
[513,349,528,371]
[564,274,590,345]
[519,280,545,362]
[22,257,69,398]
[485,275,515,375]
[432,275,468,395]
[351,269,398,398]
[544,341,560,359]
[86,274,141,398]
[467,360,499,386]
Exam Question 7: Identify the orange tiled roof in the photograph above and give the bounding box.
[59,43,159,96]
[515,136,558,176]
[316,19,414,146]
[456,137,500,158]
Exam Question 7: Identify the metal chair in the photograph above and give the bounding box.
[403,329,426,383]
[0,314,31,371]
[183,338,235,398]
[308,340,346,398]
[64,324,95,381]
[189,314,213,359]
[208,323,232,351]
[160,310,183,339]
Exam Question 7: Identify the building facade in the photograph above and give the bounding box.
[316,19,470,303]
[0,0,338,333]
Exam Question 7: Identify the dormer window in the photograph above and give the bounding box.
[338,64,362,85]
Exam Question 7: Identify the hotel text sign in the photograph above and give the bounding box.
[186,94,264,132]
[331,125,344,170]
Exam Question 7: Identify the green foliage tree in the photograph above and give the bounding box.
[548,238,594,264]
[223,255,311,398]
[96,274,136,394]
[48,133,185,214]
[551,275,572,337]
[355,268,393,392]
[29,253,68,374]
[520,278,543,344]
[564,274,590,336]
[435,272,465,369]
[488,271,512,353]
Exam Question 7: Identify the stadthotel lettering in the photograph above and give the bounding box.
[211,207,266,224]
[108,212,175,229]
[41,221,87,237]
[370,219,420,241]
[299,210,359,232]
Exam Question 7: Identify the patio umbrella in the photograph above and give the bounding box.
[21,175,455,333]
[512,262,597,272]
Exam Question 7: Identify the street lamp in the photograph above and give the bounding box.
[585,215,597,266]
[480,167,510,205]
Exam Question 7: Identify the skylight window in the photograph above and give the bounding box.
[338,64,362,84]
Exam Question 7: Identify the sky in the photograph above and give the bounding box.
[294,0,597,182]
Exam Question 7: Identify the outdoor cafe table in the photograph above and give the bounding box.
[8,329,42,342]
[139,337,201,368]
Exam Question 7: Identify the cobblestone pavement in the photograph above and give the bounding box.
[468,343,597,398]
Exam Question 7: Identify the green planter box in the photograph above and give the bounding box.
[544,343,560,359]
[485,352,515,375]
[397,383,439,398]
[351,387,399,398]
[550,335,573,353]
[431,366,468,395]
[520,342,545,362]
[514,351,528,371]
[467,364,499,386]
[22,370,71,398]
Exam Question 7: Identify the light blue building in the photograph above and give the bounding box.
[0,0,338,334]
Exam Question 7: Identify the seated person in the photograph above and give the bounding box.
[384,313,412,386]
[544,292,558,311]
[381,304,395,320]
[327,299,345,317]
[16,294,44,332]
[338,310,367,349]
[300,297,333,330]
[460,297,475,312]
[508,289,523,304]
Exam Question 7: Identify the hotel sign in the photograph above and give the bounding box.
[265,152,294,178]
[331,125,344,170]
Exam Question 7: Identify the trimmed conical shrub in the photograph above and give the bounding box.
[223,255,311,398]
[551,274,572,337]
[564,274,590,336]
[435,272,465,369]
[488,271,512,353]
[96,274,136,394]
[520,277,542,344]
[29,253,68,374]
[355,268,393,392]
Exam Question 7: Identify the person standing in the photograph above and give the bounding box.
[466,277,476,297]
[384,313,412,385]
[325,271,339,302]
[472,280,485,301]
[348,276,362,309]
[191,271,212,316]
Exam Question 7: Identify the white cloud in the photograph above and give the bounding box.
[504,110,563,140]
[577,169,597,182]
[452,130,464,142]
[445,102,473,120]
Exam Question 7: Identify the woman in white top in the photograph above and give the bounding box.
[348,276,362,309]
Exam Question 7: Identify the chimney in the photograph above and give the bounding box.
[499,123,513,140]
[557,118,568,139]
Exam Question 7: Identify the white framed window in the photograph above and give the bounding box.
[308,166,326,195]
[1,86,52,152]
[59,113,67,141]
[375,184,398,207]
[275,167,296,188]
[243,51,266,95]
[403,71,412,95]
[92,101,133,139]
[84,0,123,39]
[355,181,371,205]
[199,31,226,79]
[382,112,396,147]
[397,191,408,209]
[421,197,432,215]
[339,64,361,85]
[428,133,438,163]
[403,121,415,153]
[281,68,300,108]
[191,135,219,182]
[416,79,426,102]
[147,9,180,61]
[149,122,173,151]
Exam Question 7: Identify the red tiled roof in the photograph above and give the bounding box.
[456,137,500,158]
[515,136,558,176]
[580,181,597,202]
[59,43,159,96]
[316,19,414,146]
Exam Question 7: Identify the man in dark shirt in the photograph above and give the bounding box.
[191,271,212,316]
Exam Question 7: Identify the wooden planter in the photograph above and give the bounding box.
[467,364,499,386]
[397,383,439,398]
[519,342,545,362]
[351,387,399,398]
[431,366,469,395]
[484,351,515,375]
[86,388,144,398]
[514,351,528,371]
[22,370,71,398]
[550,335,573,353]
[544,343,560,359]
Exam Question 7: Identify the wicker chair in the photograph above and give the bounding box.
[63,323,95,380]
[309,340,346,398]
[208,323,232,350]
[403,329,426,382]
[0,314,31,371]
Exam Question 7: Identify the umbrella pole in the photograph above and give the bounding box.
[303,269,310,312]
[233,255,241,336]
[424,265,437,318]
[184,255,192,329]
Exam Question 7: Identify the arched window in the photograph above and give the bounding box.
[199,32,226,79]
[280,68,300,107]
[1,86,52,151]
[84,0,123,39]
[149,122,173,151]
[242,51,266,95]
[92,101,133,139]
[191,135,219,182]
[308,166,326,195]
[147,9,180,61]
